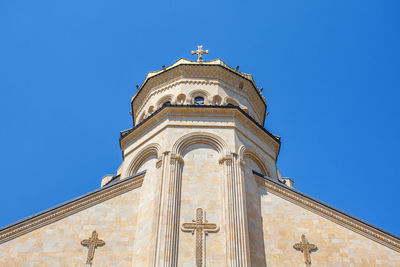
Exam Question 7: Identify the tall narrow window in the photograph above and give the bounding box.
[194,96,204,105]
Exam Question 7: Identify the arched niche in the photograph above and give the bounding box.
[212,95,222,105]
[125,143,161,177]
[172,132,230,157]
[239,145,270,177]
[176,93,186,104]
[156,94,174,109]
[177,141,225,266]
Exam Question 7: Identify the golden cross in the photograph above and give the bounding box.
[293,234,318,267]
[181,208,219,267]
[191,45,209,62]
[81,230,105,266]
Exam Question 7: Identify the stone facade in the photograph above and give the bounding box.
[261,189,400,266]
[0,176,143,266]
[1,56,399,266]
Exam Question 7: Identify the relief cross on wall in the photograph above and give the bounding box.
[81,230,105,267]
[181,208,219,267]
[293,234,318,267]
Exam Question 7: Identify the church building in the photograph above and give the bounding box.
[1,46,400,266]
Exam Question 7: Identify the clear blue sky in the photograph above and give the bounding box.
[0,0,399,235]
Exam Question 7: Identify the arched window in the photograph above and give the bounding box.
[162,101,171,107]
[194,96,204,105]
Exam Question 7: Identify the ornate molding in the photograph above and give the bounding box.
[0,172,145,244]
[170,153,184,165]
[219,154,233,165]
[255,174,400,252]
[121,107,280,161]
[133,70,265,124]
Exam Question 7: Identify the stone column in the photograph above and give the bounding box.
[220,153,251,267]
[154,152,184,267]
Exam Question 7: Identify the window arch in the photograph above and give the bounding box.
[194,96,204,105]
[162,101,171,107]
[189,89,210,105]
[156,94,174,109]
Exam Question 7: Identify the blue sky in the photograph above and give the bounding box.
[0,0,399,236]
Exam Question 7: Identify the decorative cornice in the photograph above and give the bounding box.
[131,63,267,126]
[0,172,146,244]
[120,105,280,149]
[134,78,264,124]
[253,171,400,253]
[132,59,266,105]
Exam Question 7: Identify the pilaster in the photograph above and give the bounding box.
[220,153,251,266]
[154,152,184,266]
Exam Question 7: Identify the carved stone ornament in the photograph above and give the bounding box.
[181,208,219,267]
[293,234,317,267]
[191,45,209,62]
[81,230,105,267]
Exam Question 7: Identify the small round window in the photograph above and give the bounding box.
[194,96,204,105]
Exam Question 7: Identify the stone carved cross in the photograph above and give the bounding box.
[81,230,105,267]
[191,45,209,62]
[181,208,219,267]
[293,234,318,267]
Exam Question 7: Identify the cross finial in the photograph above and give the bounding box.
[191,45,209,62]
[81,230,105,267]
[293,234,318,267]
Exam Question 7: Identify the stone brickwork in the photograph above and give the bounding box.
[259,183,400,266]
[178,144,225,266]
[0,187,142,266]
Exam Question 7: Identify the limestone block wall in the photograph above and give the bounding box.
[259,186,400,266]
[0,188,141,267]
[178,143,225,266]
